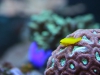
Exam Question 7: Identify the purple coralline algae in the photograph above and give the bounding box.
[44,29,100,75]
[28,42,52,68]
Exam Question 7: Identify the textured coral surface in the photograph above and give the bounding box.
[44,29,100,75]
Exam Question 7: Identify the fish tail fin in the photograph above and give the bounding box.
[77,37,82,41]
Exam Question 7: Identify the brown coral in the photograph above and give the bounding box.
[44,29,100,75]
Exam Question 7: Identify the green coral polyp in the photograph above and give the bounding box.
[93,69,97,73]
[73,46,79,51]
[60,58,66,66]
[95,52,100,62]
[82,58,88,65]
[51,63,54,68]
[50,58,55,68]
[70,63,75,70]
[93,31,97,34]
[99,40,100,44]
[82,35,89,40]
[58,48,66,54]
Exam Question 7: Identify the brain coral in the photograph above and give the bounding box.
[44,29,100,75]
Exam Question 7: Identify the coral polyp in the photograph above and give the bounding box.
[44,29,100,75]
